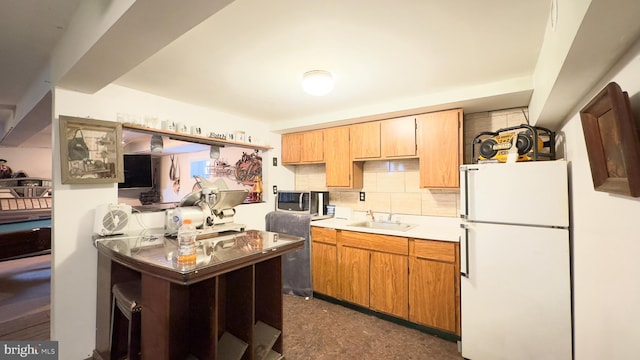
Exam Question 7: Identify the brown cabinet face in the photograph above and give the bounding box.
[282,133,302,164]
[281,130,324,164]
[370,252,408,319]
[324,126,363,188]
[408,239,460,335]
[351,122,381,159]
[312,241,338,297]
[351,117,416,160]
[381,116,416,158]
[312,229,460,336]
[409,257,457,333]
[302,130,324,162]
[417,109,463,188]
[337,245,370,307]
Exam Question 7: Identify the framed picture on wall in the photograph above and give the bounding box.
[59,115,124,184]
[579,82,640,197]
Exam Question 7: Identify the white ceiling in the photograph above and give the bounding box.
[7,0,640,148]
[114,0,550,128]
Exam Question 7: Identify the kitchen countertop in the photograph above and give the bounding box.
[311,214,461,242]
[93,228,305,284]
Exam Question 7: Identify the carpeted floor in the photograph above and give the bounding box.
[1,256,462,359]
[282,295,461,360]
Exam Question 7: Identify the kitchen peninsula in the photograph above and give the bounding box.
[92,229,304,360]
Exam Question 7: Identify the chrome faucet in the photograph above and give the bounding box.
[366,209,375,221]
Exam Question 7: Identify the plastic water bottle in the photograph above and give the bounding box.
[177,218,197,269]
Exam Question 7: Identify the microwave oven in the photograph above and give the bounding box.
[276,191,330,216]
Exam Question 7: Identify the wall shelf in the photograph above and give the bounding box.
[123,124,273,151]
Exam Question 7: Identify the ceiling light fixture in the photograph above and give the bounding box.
[301,70,334,96]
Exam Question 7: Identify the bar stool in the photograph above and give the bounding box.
[110,281,142,360]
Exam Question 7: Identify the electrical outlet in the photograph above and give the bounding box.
[359,192,365,201]
[273,185,278,194]
[272,157,277,166]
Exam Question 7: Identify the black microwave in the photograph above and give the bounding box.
[276,191,329,216]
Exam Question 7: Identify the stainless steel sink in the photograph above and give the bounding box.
[348,221,417,232]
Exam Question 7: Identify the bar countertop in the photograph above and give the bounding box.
[93,228,304,285]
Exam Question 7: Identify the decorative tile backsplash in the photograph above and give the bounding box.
[294,160,458,217]
[292,107,528,218]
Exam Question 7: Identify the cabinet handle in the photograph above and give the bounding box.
[460,224,469,278]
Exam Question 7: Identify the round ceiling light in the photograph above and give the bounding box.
[301,70,334,96]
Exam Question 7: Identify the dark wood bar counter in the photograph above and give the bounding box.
[92,229,304,360]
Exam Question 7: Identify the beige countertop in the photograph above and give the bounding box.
[311,214,461,242]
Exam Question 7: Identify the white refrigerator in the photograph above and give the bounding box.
[459,160,572,360]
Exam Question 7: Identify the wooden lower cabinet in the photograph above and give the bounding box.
[337,230,409,319]
[370,252,408,319]
[337,245,370,308]
[311,241,337,297]
[311,227,338,298]
[409,239,460,335]
[311,227,460,336]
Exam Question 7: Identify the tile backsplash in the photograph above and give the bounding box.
[294,159,458,217]
[292,107,528,218]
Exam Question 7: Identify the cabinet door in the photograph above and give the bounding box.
[370,252,408,319]
[312,241,338,297]
[381,116,416,158]
[351,122,381,159]
[417,109,462,188]
[324,127,362,188]
[338,245,369,307]
[282,133,302,164]
[409,256,457,333]
[302,130,324,162]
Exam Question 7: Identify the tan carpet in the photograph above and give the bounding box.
[282,295,461,360]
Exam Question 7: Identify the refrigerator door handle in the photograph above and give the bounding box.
[459,167,477,219]
[460,224,469,278]
[460,167,468,219]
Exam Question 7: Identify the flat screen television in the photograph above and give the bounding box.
[119,154,153,189]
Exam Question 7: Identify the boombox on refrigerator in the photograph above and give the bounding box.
[471,124,556,164]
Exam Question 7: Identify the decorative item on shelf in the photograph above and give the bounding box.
[176,122,188,134]
[235,131,246,143]
[191,126,202,135]
[150,135,163,152]
[249,175,263,202]
[161,120,176,131]
[208,132,227,140]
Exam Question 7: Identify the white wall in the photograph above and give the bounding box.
[52,84,293,359]
[561,38,640,359]
[0,147,52,178]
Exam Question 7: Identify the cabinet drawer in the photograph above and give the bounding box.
[339,230,408,256]
[410,239,455,262]
[312,227,337,244]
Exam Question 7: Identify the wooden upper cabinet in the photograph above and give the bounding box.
[351,122,381,159]
[381,116,417,158]
[417,109,463,188]
[302,130,324,162]
[281,133,302,164]
[281,130,324,164]
[351,117,416,160]
[324,126,363,188]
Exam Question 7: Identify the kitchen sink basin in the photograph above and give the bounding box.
[348,221,417,232]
